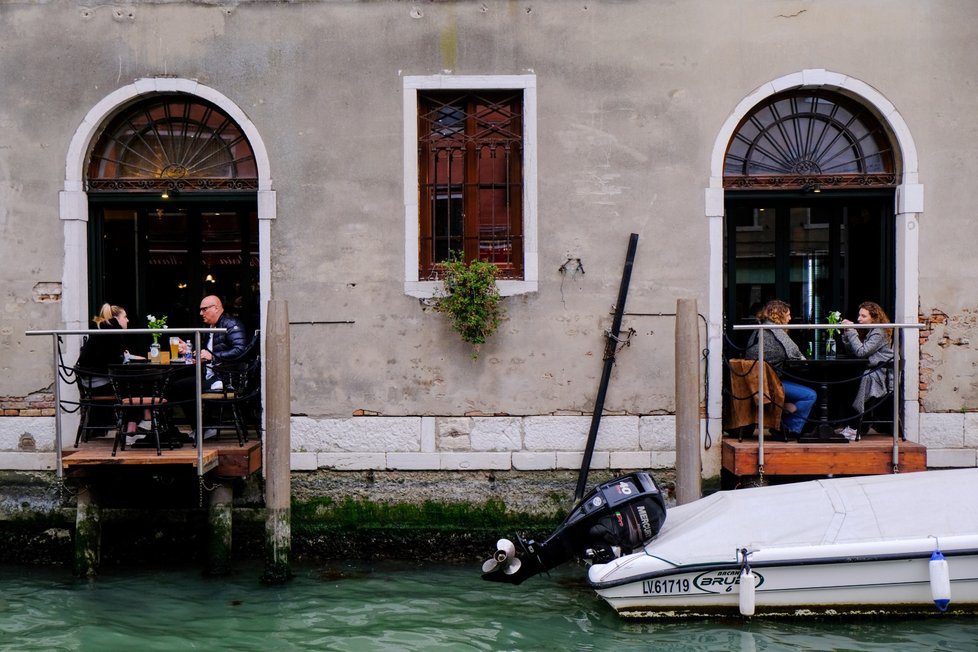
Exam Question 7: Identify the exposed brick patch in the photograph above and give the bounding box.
[0,393,56,417]
[918,310,947,402]
[918,309,978,407]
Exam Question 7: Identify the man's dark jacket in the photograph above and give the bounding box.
[209,312,248,362]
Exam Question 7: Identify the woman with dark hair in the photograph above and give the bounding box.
[839,301,895,438]
[745,299,817,437]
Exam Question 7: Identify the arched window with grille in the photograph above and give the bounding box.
[88,96,257,193]
[86,95,260,332]
[724,91,895,190]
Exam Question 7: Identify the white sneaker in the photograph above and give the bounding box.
[203,428,218,440]
[137,420,152,430]
[839,426,858,441]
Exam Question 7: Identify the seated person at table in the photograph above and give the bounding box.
[839,301,895,438]
[172,295,248,439]
[744,299,817,438]
[76,303,136,395]
[75,303,149,435]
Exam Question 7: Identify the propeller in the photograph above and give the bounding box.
[481,538,522,575]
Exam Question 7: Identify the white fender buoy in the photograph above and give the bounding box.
[929,549,951,612]
[739,567,756,617]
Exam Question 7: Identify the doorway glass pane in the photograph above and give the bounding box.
[146,208,191,326]
[90,201,259,334]
[725,196,890,354]
[730,205,776,321]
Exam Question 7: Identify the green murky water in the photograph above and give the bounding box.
[0,562,975,651]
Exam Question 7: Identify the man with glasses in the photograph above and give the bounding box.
[173,295,248,440]
[196,295,248,367]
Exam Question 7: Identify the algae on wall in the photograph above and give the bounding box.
[0,469,683,566]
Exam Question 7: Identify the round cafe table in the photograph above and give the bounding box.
[782,356,868,443]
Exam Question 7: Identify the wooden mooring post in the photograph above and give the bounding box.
[675,298,701,504]
[206,482,234,576]
[73,485,100,577]
[262,299,292,583]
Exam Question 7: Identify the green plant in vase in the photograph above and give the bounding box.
[432,253,503,358]
[825,310,841,357]
[147,314,168,345]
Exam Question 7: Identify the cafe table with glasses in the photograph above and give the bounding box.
[109,325,225,453]
[783,354,867,442]
[106,359,196,454]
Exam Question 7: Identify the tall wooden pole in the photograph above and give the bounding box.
[675,298,701,505]
[262,300,292,583]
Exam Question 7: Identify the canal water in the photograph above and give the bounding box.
[1,561,975,651]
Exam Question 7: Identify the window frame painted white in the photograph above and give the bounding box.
[402,74,538,298]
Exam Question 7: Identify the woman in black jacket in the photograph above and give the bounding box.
[75,303,138,396]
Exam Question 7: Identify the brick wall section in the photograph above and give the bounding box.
[0,393,56,417]
[918,310,946,403]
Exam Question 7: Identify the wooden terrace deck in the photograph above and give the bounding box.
[722,433,926,483]
[62,436,262,478]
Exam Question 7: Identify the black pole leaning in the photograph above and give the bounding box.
[574,233,639,503]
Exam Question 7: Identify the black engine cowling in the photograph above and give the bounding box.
[481,472,667,585]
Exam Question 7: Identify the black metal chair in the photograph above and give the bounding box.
[108,364,177,456]
[857,367,899,439]
[70,366,118,447]
[201,352,261,446]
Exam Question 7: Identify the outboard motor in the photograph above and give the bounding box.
[481,472,666,585]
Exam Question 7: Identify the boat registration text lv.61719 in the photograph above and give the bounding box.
[641,577,692,595]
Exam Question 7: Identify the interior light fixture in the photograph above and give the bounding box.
[205,274,216,283]
[161,189,169,199]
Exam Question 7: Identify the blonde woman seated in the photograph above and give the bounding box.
[745,299,817,438]
[839,301,895,438]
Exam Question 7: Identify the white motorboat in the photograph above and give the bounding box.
[482,469,978,618]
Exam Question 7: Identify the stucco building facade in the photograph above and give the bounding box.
[2,1,977,480]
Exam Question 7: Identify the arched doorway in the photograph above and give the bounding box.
[723,90,897,352]
[704,70,923,463]
[60,79,275,343]
[86,95,260,331]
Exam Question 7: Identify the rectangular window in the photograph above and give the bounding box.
[404,75,537,298]
[418,90,524,279]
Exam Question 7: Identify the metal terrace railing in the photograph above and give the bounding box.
[25,327,227,480]
[731,322,925,478]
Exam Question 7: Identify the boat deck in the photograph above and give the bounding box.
[721,433,926,484]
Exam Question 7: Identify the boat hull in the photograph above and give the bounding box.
[591,535,978,617]
[588,470,978,618]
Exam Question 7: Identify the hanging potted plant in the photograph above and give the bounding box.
[432,253,503,358]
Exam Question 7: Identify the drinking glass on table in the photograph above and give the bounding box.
[169,337,181,360]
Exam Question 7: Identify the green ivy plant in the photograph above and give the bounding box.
[433,253,503,357]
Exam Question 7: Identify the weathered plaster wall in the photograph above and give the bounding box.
[1,1,978,471]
